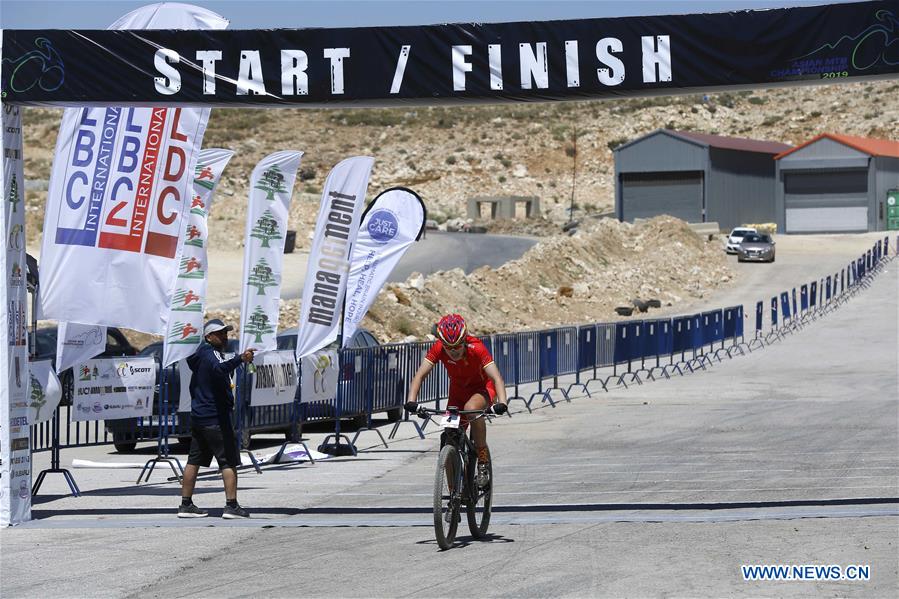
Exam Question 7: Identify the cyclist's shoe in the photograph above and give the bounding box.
[177,503,208,518]
[477,461,490,489]
[222,503,250,519]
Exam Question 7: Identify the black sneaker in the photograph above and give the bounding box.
[222,504,250,519]
[177,503,208,518]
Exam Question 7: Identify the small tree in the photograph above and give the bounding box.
[246,257,277,295]
[249,209,282,248]
[244,306,274,343]
[29,372,46,421]
[254,164,288,201]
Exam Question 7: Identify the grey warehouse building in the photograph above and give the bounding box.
[614,129,791,229]
[774,133,899,233]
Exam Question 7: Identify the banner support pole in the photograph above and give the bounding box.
[318,253,358,456]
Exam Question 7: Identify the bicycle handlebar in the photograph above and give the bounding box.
[414,406,490,416]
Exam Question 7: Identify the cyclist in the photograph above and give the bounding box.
[405,313,508,487]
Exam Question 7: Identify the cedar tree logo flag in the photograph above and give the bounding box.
[239,151,303,353]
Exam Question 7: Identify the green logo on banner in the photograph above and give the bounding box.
[178,256,205,279]
[168,321,201,345]
[189,194,207,217]
[194,163,216,190]
[172,289,203,312]
[244,306,275,343]
[255,164,288,201]
[250,209,282,248]
[247,257,277,295]
[29,371,46,421]
[184,224,204,248]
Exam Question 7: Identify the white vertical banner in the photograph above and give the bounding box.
[343,187,425,345]
[56,322,107,374]
[27,361,62,425]
[38,4,228,335]
[162,148,234,367]
[239,151,303,353]
[1,103,31,526]
[295,157,375,360]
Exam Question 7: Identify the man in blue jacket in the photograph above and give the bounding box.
[178,319,255,519]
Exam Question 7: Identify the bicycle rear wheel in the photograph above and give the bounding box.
[433,445,461,550]
[467,455,493,538]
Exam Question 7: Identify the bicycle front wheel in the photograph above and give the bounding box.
[467,455,493,538]
[433,444,461,550]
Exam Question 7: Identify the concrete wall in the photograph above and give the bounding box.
[466,196,541,220]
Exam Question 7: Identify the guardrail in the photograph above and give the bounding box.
[29,237,890,494]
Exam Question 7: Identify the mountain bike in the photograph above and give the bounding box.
[407,405,493,550]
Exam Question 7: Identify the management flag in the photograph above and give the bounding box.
[162,148,234,367]
[295,157,374,359]
[343,187,425,345]
[56,322,107,374]
[37,4,227,335]
[239,151,303,353]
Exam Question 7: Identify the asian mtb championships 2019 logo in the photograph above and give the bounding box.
[367,210,399,243]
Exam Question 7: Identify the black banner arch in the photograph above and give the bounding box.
[1,0,898,107]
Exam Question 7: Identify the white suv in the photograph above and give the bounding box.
[725,227,757,254]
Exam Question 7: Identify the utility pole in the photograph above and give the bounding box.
[568,123,578,224]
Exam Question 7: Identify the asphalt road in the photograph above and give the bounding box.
[2,236,896,597]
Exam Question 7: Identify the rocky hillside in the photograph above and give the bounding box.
[21,79,899,251]
[207,216,731,344]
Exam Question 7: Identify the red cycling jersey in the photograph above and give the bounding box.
[425,336,496,406]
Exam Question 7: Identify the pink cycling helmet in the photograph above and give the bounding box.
[436,313,467,347]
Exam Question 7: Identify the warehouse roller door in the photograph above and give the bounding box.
[784,170,868,232]
[621,171,703,223]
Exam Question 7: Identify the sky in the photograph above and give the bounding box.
[0,0,866,29]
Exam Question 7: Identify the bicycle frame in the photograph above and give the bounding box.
[422,407,489,503]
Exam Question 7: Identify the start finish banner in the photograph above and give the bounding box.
[1,1,897,107]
